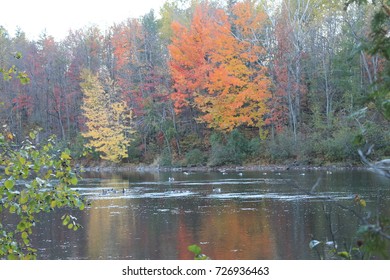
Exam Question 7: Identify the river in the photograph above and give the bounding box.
[31,169,389,259]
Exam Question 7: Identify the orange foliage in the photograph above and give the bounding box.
[169,2,270,132]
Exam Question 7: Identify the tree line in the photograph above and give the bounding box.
[1,0,389,166]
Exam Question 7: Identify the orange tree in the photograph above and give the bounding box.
[169,1,270,133]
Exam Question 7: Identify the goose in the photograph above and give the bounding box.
[212,187,221,193]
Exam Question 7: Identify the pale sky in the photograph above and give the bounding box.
[1,0,167,41]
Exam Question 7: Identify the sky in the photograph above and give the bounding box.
[1,0,167,41]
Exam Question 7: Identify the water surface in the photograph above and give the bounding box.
[32,169,390,259]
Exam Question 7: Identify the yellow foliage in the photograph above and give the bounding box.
[80,69,134,163]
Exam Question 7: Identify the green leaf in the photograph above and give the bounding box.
[19,190,28,204]
[7,254,19,260]
[29,131,36,140]
[17,222,26,231]
[9,205,16,213]
[4,179,15,190]
[60,151,71,160]
[62,215,70,226]
[14,52,22,59]
[50,200,57,208]
[67,223,74,230]
[70,176,78,185]
[4,167,11,176]
[21,232,28,240]
[18,156,26,165]
[188,244,202,255]
[337,251,351,259]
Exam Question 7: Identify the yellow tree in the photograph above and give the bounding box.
[80,69,133,162]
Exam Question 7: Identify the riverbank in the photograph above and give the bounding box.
[81,162,368,173]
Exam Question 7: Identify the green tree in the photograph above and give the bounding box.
[0,129,84,260]
[345,0,390,119]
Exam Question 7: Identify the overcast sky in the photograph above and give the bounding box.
[1,0,167,41]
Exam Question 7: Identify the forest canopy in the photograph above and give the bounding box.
[0,0,389,166]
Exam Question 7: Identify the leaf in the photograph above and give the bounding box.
[21,232,28,240]
[62,215,70,226]
[70,176,78,185]
[7,254,19,260]
[17,221,26,231]
[4,167,11,175]
[29,131,36,140]
[14,52,22,59]
[50,200,57,208]
[337,251,351,259]
[9,205,16,213]
[60,151,71,160]
[188,244,202,255]
[4,179,15,190]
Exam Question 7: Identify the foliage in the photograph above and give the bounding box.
[266,131,297,163]
[345,0,390,120]
[159,147,173,167]
[185,148,206,166]
[310,193,390,260]
[80,69,134,163]
[0,129,85,260]
[0,0,389,166]
[169,1,270,131]
[188,244,209,260]
[0,47,30,85]
[209,130,251,166]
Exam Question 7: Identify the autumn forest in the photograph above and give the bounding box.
[1,0,389,167]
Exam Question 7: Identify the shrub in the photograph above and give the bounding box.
[185,148,206,166]
[159,147,172,167]
[208,130,250,166]
[0,130,85,259]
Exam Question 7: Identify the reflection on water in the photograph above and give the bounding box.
[32,170,390,259]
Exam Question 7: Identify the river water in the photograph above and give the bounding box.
[31,169,389,259]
